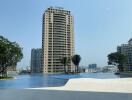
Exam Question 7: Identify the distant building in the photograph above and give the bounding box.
[88,64,97,69]
[85,64,97,73]
[7,65,16,71]
[117,38,132,71]
[102,66,118,72]
[42,7,75,73]
[31,48,42,73]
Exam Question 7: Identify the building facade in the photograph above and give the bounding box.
[31,48,42,73]
[117,38,132,71]
[85,64,97,73]
[88,64,97,69]
[42,7,75,73]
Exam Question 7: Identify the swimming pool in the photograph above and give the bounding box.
[0,73,119,88]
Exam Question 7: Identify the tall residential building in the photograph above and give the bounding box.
[31,48,42,73]
[42,7,75,73]
[117,38,132,71]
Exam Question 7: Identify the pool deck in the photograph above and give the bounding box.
[0,78,132,100]
[31,78,132,93]
[0,89,132,100]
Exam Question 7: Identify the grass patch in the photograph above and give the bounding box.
[124,71,132,73]
[0,76,14,80]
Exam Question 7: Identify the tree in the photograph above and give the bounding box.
[107,52,127,72]
[72,55,81,73]
[0,35,23,77]
[60,57,70,74]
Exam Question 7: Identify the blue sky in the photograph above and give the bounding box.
[0,0,132,68]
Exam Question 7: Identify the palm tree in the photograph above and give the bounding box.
[72,55,81,73]
[60,57,70,74]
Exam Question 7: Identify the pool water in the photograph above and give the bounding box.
[0,73,120,88]
[0,74,68,88]
[52,73,120,79]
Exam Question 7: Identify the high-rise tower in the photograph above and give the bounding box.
[117,38,132,71]
[42,7,75,73]
[31,48,42,73]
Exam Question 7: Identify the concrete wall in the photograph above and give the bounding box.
[120,72,132,77]
[0,89,131,100]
